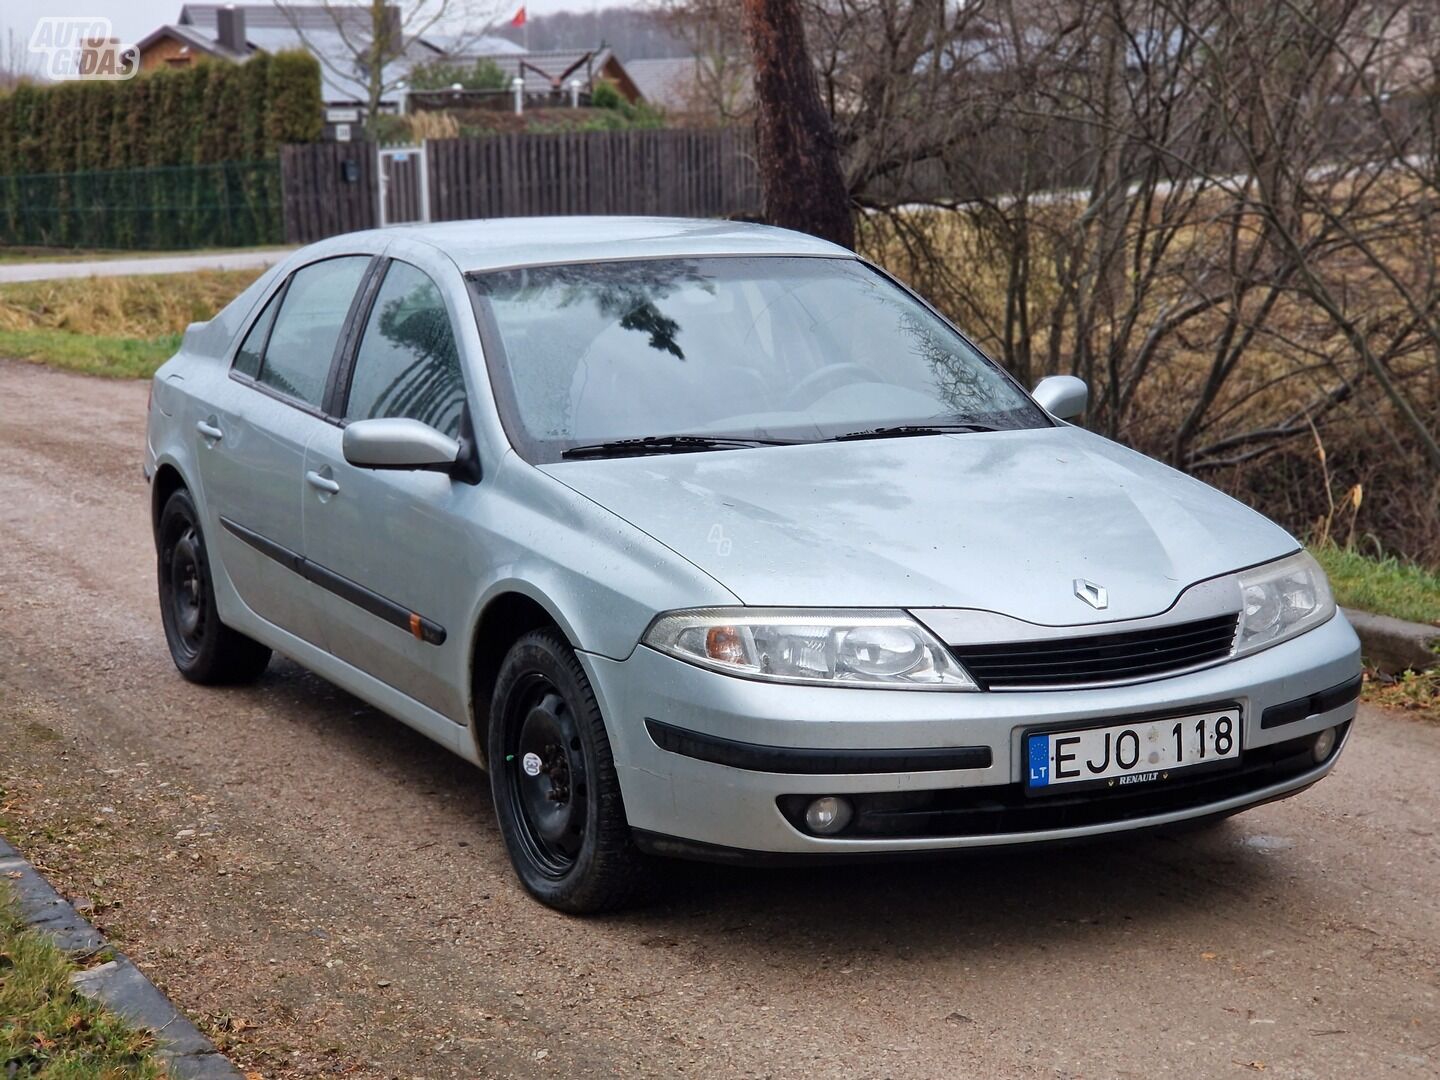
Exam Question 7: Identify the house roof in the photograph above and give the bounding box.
[179,4,371,33]
[624,57,700,111]
[424,33,523,57]
[136,22,248,62]
[168,4,442,105]
[163,5,564,105]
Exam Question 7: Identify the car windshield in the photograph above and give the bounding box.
[467,255,1048,463]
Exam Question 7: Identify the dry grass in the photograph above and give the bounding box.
[0,270,260,378]
[1365,669,1440,723]
[0,271,260,338]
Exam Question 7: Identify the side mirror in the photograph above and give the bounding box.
[342,417,460,472]
[1032,375,1088,421]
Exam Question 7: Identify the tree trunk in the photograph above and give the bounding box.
[740,0,853,249]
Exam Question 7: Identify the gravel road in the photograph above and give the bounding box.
[0,358,1436,1079]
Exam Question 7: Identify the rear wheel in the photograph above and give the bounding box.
[156,488,271,684]
[489,629,652,913]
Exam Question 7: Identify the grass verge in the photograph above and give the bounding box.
[0,330,182,379]
[0,270,259,379]
[1310,543,1440,626]
[0,883,164,1078]
[1365,669,1440,723]
[1310,544,1440,721]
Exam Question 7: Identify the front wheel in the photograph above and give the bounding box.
[156,488,271,684]
[489,629,652,913]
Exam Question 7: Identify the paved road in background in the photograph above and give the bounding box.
[0,358,1436,1078]
[0,248,295,283]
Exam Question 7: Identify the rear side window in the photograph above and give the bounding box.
[232,293,278,379]
[345,261,466,437]
[257,256,370,408]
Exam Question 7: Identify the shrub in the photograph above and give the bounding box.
[409,57,508,91]
[590,79,623,110]
[0,49,322,172]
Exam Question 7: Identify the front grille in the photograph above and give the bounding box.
[777,724,1343,840]
[950,613,1239,689]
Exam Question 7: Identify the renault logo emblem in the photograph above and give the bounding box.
[1074,578,1108,610]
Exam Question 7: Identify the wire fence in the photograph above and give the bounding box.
[0,160,284,249]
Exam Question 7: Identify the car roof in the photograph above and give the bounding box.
[356,216,855,273]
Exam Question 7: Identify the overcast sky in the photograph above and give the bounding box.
[2,1,635,63]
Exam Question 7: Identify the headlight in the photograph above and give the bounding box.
[642,608,978,690]
[1233,551,1335,656]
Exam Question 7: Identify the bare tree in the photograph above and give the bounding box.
[740,0,854,247]
[0,27,38,88]
[657,0,754,120]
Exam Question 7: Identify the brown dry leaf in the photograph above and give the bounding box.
[1201,951,1218,961]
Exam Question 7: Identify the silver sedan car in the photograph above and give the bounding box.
[145,218,1361,911]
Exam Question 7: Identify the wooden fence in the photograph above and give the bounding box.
[279,128,760,244]
[279,142,378,245]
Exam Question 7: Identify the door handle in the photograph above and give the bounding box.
[196,419,223,441]
[306,470,341,495]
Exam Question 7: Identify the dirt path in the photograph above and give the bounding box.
[0,358,1436,1079]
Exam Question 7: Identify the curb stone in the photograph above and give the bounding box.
[1343,608,1440,675]
[0,843,243,1080]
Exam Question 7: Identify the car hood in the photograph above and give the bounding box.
[538,427,1297,625]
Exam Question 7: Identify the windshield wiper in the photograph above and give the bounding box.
[828,423,1001,442]
[561,434,792,460]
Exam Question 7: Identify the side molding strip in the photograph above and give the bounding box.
[220,516,447,645]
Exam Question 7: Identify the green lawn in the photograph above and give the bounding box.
[0,884,164,1078]
[1311,543,1440,626]
[0,330,182,379]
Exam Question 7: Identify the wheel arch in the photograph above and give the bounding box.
[150,461,190,541]
[466,587,579,767]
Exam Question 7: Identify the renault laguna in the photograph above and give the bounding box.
[144,218,1362,911]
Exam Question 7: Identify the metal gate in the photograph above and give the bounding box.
[376,144,430,227]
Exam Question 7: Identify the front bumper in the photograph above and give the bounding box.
[580,611,1362,856]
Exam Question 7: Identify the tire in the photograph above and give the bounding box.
[489,628,653,913]
[156,487,271,685]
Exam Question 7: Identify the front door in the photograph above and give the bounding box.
[301,258,475,721]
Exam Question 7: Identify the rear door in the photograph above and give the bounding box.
[300,257,478,721]
[195,254,374,647]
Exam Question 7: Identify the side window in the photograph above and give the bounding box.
[258,256,370,408]
[232,292,278,379]
[344,261,466,438]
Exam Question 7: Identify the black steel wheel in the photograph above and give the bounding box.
[489,628,652,912]
[156,487,271,684]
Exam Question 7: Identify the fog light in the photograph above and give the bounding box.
[1311,726,1337,763]
[804,796,853,835]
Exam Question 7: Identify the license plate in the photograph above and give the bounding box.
[1025,708,1241,794]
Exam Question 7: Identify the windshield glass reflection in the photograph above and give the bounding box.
[469,256,1046,462]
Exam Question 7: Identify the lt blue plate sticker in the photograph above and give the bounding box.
[1027,735,1050,787]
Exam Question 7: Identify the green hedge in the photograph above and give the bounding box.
[0,51,321,173]
[0,52,320,248]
